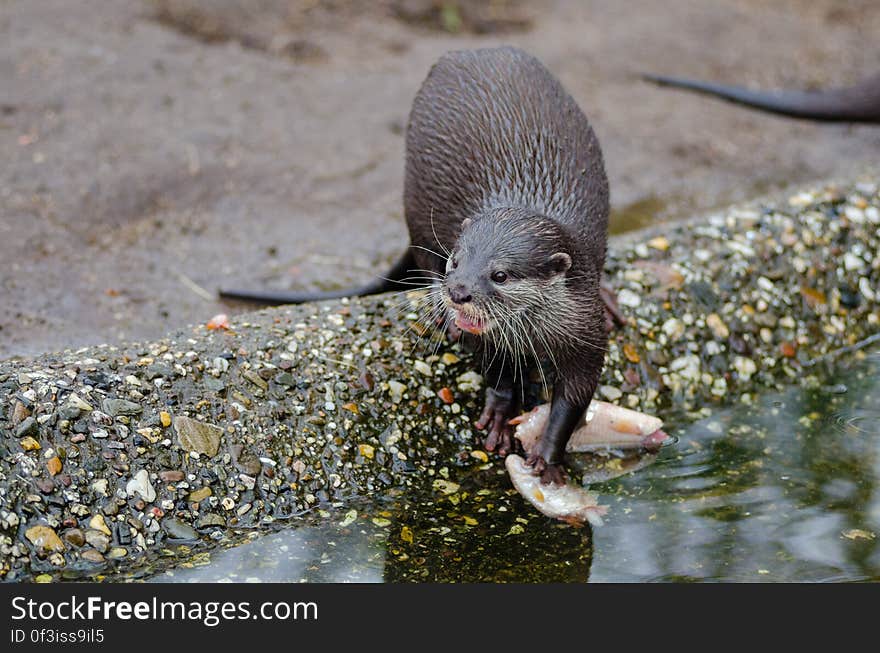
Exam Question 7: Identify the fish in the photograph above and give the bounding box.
[505,455,608,527]
[511,400,669,453]
[505,401,669,525]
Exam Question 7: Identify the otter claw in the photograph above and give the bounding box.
[476,390,520,455]
[525,453,567,486]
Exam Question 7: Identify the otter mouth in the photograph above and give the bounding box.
[452,310,487,335]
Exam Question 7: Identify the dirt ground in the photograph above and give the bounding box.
[1,0,878,359]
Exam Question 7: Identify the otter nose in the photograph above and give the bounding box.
[448,284,473,305]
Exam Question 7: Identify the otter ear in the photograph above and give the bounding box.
[548,252,572,275]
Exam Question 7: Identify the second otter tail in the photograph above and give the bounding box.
[219,249,419,305]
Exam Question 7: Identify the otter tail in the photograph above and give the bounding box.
[642,72,880,123]
[219,249,419,305]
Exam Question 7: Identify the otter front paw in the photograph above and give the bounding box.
[475,387,520,456]
[525,453,567,486]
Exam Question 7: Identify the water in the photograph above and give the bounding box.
[152,350,880,583]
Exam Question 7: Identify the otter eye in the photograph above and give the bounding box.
[491,271,508,284]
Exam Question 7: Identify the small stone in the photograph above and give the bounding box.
[734,356,757,381]
[387,380,406,404]
[243,370,268,390]
[90,479,109,497]
[661,318,685,341]
[126,469,157,502]
[15,416,38,438]
[163,518,199,540]
[622,343,640,364]
[780,341,797,358]
[843,252,864,272]
[599,385,623,401]
[188,487,212,503]
[197,514,226,528]
[438,387,454,404]
[11,400,30,425]
[66,394,93,412]
[441,353,460,365]
[456,371,483,392]
[221,497,235,510]
[108,547,127,559]
[159,411,172,428]
[359,443,375,459]
[705,313,729,339]
[102,398,143,418]
[842,529,875,541]
[616,289,642,308]
[85,530,110,553]
[80,549,105,563]
[647,236,669,251]
[62,528,85,547]
[25,525,65,555]
[35,478,55,493]
[174,416,222,456]
[276,372,295,386]
[470,450,489,463]
[159,470,185,482]
[413,360,432,376]
[20,436,41,451]
[47,456,62,476]
[89,514,112,536]
[433,479,460,495]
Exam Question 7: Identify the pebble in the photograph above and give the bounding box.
[102,398,143,417]
[159,411,172,427]
[20,436,41,451]
[705,313,730,339]
[62,528,85,547]
[599,385,623,401]
[66,394,93,411]
[80,550,105,563]
[85,530,110,553]
[159,470,185,482]
[734,356,757,381]
[243,370,268,390]
[89,514,112,536]
[15,416,38,438]
[387,380,406,404]
[163,518,199,541]
[188,487,212,503]
[616,289,642,308]
[11,401,30,425]
[126,470,157,503]
[174,416,222,457]
[25,525,65,555]
[47,456,62,476]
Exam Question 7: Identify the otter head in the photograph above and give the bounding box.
[442,207,578,339]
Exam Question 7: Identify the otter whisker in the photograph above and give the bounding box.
[429,207,451,257]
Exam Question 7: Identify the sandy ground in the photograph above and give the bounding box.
[1,0,878,358]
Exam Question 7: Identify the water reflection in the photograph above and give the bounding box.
[590,350,880,582]
[153,350,880,583]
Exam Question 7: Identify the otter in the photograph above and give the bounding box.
[221,47,611,485]
[643,71,880,123]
